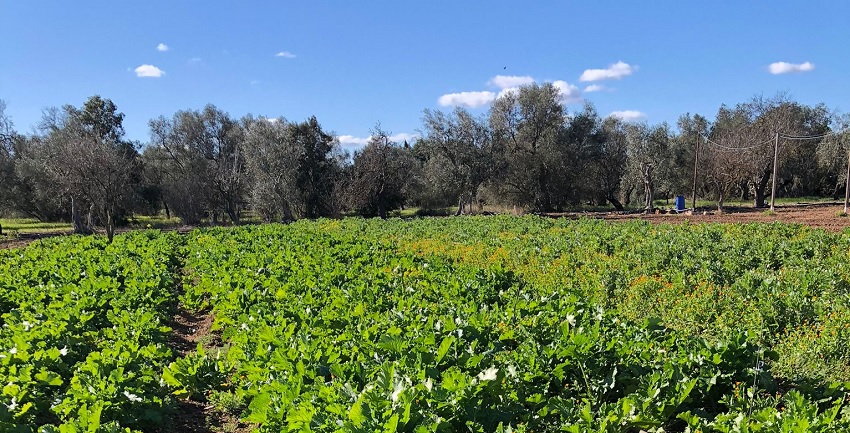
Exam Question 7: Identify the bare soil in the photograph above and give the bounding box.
[552,202,850,232]
[166,299,253,432]
[0,232,68,250]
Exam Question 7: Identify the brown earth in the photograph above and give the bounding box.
[552,201,850,233]
[166,298,254,433]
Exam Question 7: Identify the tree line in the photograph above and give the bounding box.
[1,85,848,240]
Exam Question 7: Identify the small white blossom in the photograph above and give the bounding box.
[9,346,17,355]
[423,378,433,392]
[59,346,69,356]
[477,367,499,381]
[566,314,576,327]
[240,323,250,331]
[7,397,18,411]
[391,381,405,402]
[507,364,517,377]
[123,390,143,402]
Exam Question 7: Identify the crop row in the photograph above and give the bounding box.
[172,219,850,432]
[0,232,182,432]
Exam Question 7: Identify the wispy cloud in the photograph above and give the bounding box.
[275,51,296,58]
[134,64,165,78]
[584,84,605,92]
[187,57,202,64]
[609,110,646,122]
[768,61,814,74]
[157,43,169,52]
[438,91,497,108]
[488,75,535,89]
[580,61,636,82]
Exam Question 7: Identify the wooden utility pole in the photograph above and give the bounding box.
[844,149,850,215]
[770,132,780,211]
[691,134,700,210]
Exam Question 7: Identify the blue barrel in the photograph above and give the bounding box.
[675,195,686,212]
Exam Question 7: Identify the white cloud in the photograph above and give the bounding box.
[768,61,814,74]
[157,43,169,52]
[579,61,637,82]
[337,133,418,147]
[390,133,417,143]
[437,91,496,108]
[552,80,582,104]
[584,84,605,92]
[134,64,165,78]
[275,51,296,58]
[488,75,535,89]
[337,135,370,146]
[497,87,519,99]
[609,110,646,122]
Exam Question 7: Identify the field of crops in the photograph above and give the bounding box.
[3,217,850,432]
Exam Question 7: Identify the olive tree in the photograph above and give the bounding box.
[419,108,492,214]
[345,127,414,218]
[37,96,139,241]
[149,104,245,224]
[489,83,566,211]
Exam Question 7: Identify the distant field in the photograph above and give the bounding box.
[0,218,71,234]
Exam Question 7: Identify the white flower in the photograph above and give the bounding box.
[507,364,517,377]
[477,367,499,381]
[9,346,17,355]
[59,346,69,356]
[123,390,143,402]
[423,378,433,392]
[240,323,250,331]
[566,314,576,327]
[391,381,405,402]
[7,397,18,411]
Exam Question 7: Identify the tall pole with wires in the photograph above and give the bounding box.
[844,149,850,215]
[770,132,780,211]
[692,133,700,210]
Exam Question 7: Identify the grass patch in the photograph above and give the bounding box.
[0,218,72,234]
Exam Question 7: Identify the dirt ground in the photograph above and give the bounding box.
[558,201,850,232]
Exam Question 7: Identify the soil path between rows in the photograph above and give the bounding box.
[164,278,252,433]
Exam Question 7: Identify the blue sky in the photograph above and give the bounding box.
[1,1,848,148]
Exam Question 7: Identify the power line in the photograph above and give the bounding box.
[699,134,774,151]
[780,130,843,140]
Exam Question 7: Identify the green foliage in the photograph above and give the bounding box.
[5,216,850,432]
[0,232,182,432]
[172,217,850,431]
